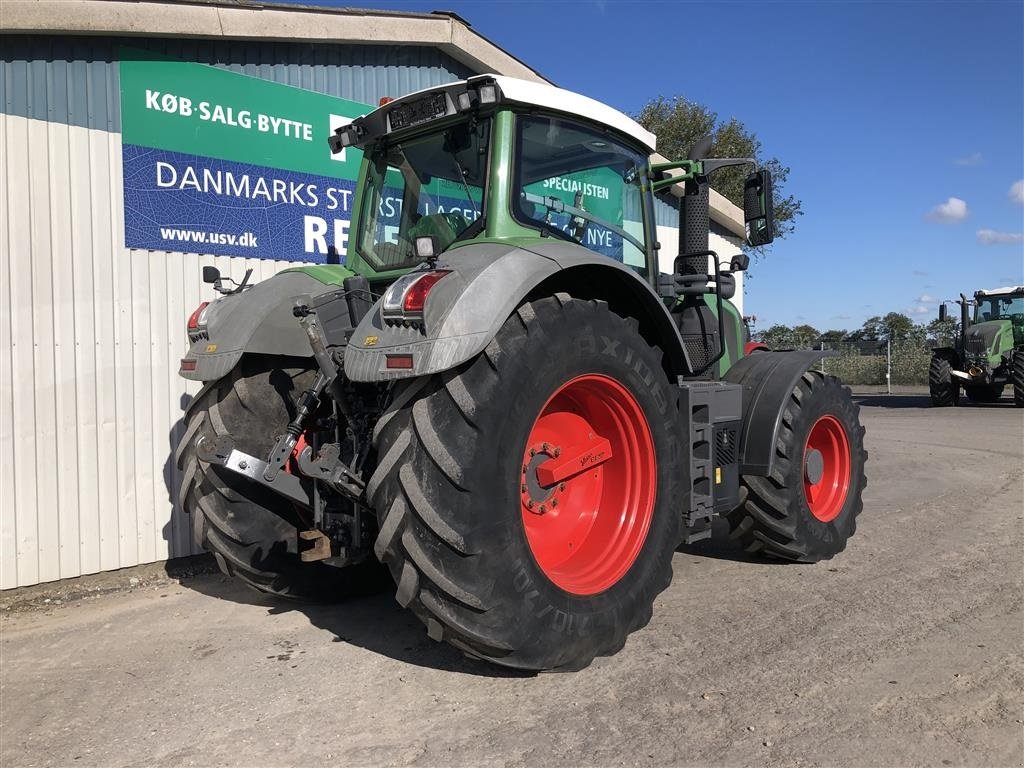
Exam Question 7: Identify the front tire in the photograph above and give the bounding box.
[367,296,683,671]
[727,372,867,562]
[929,352,960,406]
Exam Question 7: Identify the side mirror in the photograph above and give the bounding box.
[938,304,947,322]
[743,170,774,247]
[729,253,750,272]
[202,266,221,284]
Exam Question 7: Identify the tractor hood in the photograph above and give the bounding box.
[963,319,1013,363]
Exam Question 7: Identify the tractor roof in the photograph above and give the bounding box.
[482,75,657,152]
[977,285,1024,296]
[358,74,657,153]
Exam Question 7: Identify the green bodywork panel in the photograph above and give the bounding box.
[666,291,746,377]
[963,319,1016,366]
[700,294,745,377]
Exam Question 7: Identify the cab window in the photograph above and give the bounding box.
[512,114,649,275]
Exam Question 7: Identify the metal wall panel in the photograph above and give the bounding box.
[0,36,475,589]
[0,35,474,131]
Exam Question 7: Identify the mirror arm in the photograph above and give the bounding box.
[649,159,701,193]
[701,157,755,175]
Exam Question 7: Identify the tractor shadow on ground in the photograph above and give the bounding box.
[852,393,1019,409]
[173,567,535,678]
[676,518,790,564]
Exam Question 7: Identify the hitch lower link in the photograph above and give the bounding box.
[193,301,367,562]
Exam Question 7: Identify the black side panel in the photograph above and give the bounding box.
[723,350,833,476]
[674,299,720,377]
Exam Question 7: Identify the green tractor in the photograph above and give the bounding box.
[930,286,1024,406]
[176,75,867,671]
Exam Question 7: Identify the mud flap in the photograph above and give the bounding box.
[723,350,837,477]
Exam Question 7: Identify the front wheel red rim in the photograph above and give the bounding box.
[803,415,852,523]
[519,374,656,596]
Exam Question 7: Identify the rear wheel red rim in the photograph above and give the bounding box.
[520,374,656,595]
[803,415,851,523]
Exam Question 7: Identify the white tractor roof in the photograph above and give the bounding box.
[978,285,1024,296]
[485,75,657,153]
[388,74,657,152]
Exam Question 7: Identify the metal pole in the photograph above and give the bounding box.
[821,340,826,375]
[886,338,892,395]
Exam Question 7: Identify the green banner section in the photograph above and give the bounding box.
[524,166,624,229]
[119,49,369,178]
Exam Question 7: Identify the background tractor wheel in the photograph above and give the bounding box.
[367,295,684,671]
[176,356,378,601]
[726,372,867,562]
[929,352,960,407]
[1013,350,1024,407]
[964,384,1004,403]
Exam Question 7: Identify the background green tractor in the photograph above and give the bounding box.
[930,286,1024,406]
[176,75,866,671]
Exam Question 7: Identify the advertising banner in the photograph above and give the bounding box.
[119,50,369,262]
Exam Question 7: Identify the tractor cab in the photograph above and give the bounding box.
[330,74,774,380]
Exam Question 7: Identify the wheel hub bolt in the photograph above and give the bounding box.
[559,483,566,492]
[539,504,547,514]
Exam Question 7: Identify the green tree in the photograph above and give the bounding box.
[756,324,793,348]
[926,316,959,346]
[881,312,915,342]
[856,316,884,341]
[820,329,849,343]
[635,96,803,239]
[791,324,821,349]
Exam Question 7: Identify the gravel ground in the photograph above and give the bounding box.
[2,393,1022,768]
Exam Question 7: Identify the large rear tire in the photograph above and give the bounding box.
[176,356,376,600]
[726,372,867,562]
[929,351,960,407]
[367,296,683,671]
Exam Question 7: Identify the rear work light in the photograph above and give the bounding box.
[381,270,451,324]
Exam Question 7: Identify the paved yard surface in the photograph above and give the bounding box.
[3,393,1023,767]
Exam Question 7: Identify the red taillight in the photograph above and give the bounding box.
[187,301,209,330]
[385,354,414,370]
[180,359,197,371]
[402,271,449,314]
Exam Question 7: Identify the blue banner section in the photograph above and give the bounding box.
[122,145,357,262]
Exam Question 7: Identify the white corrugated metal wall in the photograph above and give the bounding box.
[0,35,472,589]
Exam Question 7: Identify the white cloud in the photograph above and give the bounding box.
[1010,180,1024,205]
[953,152,983,166]
[977,229,1024,245]
[917,293,937,303]
[908,305,932,315]
[926,197,969,222]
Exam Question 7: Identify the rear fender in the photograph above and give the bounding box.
[180,272,346,381]
[343,240,689,381]
[723,349,836,476]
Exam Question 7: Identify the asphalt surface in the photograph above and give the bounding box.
[2,393,1023,767]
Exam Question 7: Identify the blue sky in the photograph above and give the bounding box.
[287,0,1023,330]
